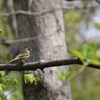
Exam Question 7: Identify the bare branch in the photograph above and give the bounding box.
[0,34,54,44]
[0,5,99,17]
[96,0,100,4]
[0,9,60,17]
[0,58,100,71]
[1,37,37,44]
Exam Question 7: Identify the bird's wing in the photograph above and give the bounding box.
[9,52,28,63]
[15,52,28,59]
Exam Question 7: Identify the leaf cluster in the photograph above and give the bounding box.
[0,71,18,100]
[56,71,75,82]
[24,74,40,85]
[70,43,99,65]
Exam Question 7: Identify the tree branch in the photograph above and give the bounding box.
[0,58,100,71]
[0,5,99,17]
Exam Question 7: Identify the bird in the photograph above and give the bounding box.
[9,48,32,64]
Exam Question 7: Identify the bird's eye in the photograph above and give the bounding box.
[29,48,32,51]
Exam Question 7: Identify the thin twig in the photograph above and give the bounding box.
[2,84,22,99]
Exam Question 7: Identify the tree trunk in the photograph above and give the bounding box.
[13,0,72,100]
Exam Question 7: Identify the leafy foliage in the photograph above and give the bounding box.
[0,84,5,92]
[24,74,40,85]
[0,72,18,85]
[64,11,81,28]
[0,92,7,100]
[56,71,75,82]
[70,43,99,65]
[0,71,20,100]
[64,2,100,100]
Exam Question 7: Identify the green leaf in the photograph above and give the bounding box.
[0,71,5,77]
[56,71,66,82]
[1,75,10,84]
[70,49,84,62]
[88,59,100,65]
[66,71,75,79]
[0,84,5,92]
[82,44,88,57]
[82,43,97,58]
[9,78,18,85]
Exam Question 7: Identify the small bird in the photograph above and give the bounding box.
[9,48,32,64]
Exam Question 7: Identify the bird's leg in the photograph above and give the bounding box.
[21,60,26,64]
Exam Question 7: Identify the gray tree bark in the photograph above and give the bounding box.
[13,0,72,100]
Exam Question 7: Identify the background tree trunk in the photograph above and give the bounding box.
[13,0,72,100]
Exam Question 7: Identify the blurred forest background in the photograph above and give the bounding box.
[0,0,100,100]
